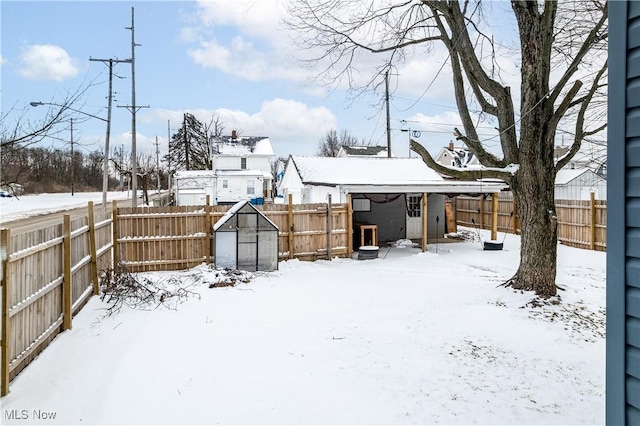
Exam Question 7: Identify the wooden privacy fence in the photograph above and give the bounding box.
[1,202,113,396]
[115,195,351,272]
[455,193,607,251]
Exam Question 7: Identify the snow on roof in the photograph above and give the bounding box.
[216,169,265,177]
[213,200,249,231]
[174,170,215,178]
[291,156,444,185]
[213,137,274,156]
[341,145,392,157]
[212,200,278,231]
[555,168,594,185]
[443,147,476,167]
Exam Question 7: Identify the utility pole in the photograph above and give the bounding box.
[385,70,391,158]
[89,56,132,212]
[167,120,172,194]
[70,118,75,196]
[154,136,160,198]
[119,7,149,208]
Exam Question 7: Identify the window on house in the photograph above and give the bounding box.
[241,158,247,169]
[222,180,228,189]
[247,180,255,195]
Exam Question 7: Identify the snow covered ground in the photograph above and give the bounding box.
[0,218,605,425]
[0,191,134,223]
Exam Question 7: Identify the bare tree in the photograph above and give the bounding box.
[0,92,85,192]
[317,129,361,157]
[287,1,608,297]
[112,153,156,206]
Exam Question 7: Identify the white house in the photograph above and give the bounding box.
[555,168,607,200]
[280,155,506,244]
[174,131,275,206]
[434,141,480,169]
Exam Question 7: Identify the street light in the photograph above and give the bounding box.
[31,101,111,208]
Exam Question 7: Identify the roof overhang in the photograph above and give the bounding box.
[339,181,509,194]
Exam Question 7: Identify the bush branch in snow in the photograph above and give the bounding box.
[99,265,200,316]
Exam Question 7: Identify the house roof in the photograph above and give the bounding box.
[436,146,477,168]
[288,156,508,193]
[291,156,443,185]
[174,170,215,179]
[555,168,601,185]
[212,136,274,156]
[340,145,392,157]
[554,145,571,159]
[213,200,278,232]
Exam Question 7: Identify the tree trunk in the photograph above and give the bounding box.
[507,151,558,298]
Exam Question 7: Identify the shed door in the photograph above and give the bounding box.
[215,232,237,269]
[237,213,258,271]
[406,194,422,239]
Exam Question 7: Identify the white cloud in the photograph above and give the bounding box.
[18,44,79,81]
[185,0,319,89]
[194,0,286,44]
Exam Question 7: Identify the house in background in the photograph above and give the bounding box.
[555,168,607,200]
[337,145,394,157]
[555,144,607,178]
[173,130,275,206]
[279,155,506,244]
[434,141,480,169]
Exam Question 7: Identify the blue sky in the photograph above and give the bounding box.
[1,0,508,161]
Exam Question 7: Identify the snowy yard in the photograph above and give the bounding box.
[1,229,605,425]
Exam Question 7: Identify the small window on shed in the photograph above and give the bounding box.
[353,198,371,212]
[222,180,228,189]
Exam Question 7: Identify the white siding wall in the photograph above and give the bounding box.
[555,173,607,200]
[304,185,343,204]
[216,176,263,204]
[215,156,271,173]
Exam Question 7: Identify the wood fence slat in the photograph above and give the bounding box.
[62,215,72,331]
[1,228,11,396]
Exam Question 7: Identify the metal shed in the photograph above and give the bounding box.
[213,200,279,272]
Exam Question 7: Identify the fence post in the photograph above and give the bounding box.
[422,193,428,252]
[288,194,294,259]
[326,194,332,260]
[347,194,353,258]
[205,196,212,264]
[1,228,11,396]
[112,205,119,265]
[491,192,499,240]
[479,195,485,230]
[88,202,99,295]
[63,214,72,330]
[590,192,596,250]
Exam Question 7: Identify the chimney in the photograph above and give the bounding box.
[231,130,237,140]
[449,140,454,150]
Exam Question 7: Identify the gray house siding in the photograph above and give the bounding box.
[608,1,640,424]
